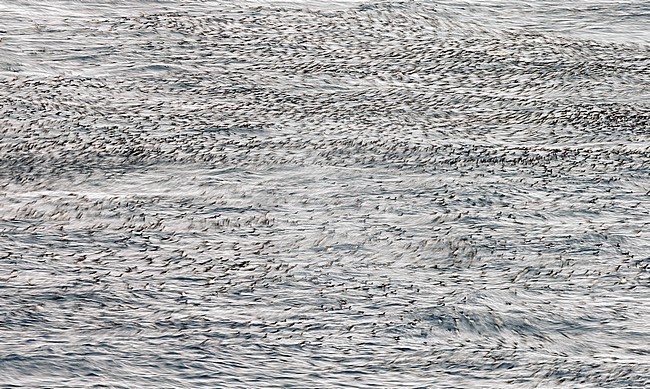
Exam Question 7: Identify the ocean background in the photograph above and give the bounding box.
[1,0,649,387]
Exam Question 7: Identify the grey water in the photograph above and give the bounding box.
[1,0,649,387]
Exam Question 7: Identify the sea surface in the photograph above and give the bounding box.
[1,0,649,387]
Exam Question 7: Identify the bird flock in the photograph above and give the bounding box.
[1,1,649,387]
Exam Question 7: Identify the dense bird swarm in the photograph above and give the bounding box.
[1,1,649,387]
